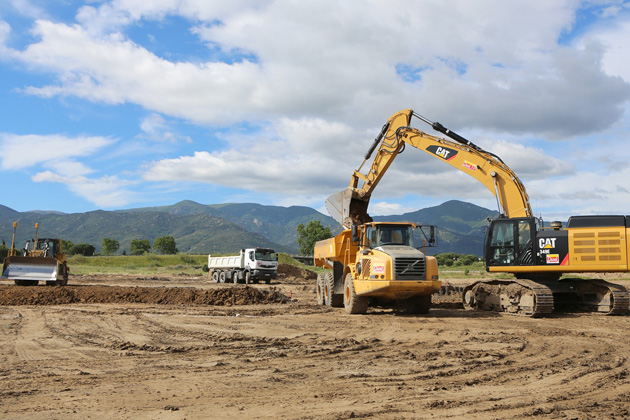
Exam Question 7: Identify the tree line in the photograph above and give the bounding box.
[0,236,179,258]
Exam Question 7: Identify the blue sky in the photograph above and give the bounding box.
[0,1,629,221]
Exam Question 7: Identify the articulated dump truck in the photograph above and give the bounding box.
[2,222,69,286]
[314,222,440,314]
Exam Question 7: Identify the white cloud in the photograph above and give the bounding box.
[32,171,137,208]
[0,133,114,170]
[370,201,415,216]
[139,113,192,143]
[0,1,626,135]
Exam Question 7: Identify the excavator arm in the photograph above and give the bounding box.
[326,109,532,228]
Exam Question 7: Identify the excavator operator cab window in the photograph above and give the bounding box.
[486,219,534,266]
[487,220,516,265]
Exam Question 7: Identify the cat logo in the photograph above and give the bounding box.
[426,145,458,161]
[539,238,556,249]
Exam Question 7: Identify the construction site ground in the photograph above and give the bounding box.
[1,265,630,419]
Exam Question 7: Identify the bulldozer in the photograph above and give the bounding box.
[324,109,629,317]
[2,222,69,286]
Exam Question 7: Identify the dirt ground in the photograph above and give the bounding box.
[1,265,630,419]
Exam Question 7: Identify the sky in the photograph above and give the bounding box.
[0,0,629,222]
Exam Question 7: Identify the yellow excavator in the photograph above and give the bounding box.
[2,222,69,286]
[326,109,629,316]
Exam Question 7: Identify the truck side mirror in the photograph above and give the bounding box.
[351,225,359,244]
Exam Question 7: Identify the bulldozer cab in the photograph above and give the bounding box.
[25,238,61,259]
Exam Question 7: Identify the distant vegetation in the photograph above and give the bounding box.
[0,200,497,256]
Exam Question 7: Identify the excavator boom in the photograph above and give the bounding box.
[327,109,532,229]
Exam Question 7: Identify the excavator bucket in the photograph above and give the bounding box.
[325,188,372,229]
[2,256,60,282]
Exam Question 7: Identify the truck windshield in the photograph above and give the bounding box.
[255,250,277,261]
[369,225,414,248]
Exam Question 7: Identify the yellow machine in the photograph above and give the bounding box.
[2,222,69,286]
[325,109,629,316]
[314,221,440,314]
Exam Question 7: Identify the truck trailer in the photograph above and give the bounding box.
[208,248,278,284]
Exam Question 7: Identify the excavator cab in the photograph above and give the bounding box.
[485,218,535,267]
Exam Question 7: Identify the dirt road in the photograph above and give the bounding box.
[1,267,630,419]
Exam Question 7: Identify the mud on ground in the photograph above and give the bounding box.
[1,264,630,419]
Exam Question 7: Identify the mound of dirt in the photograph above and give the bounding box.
[0,285,290,306]
[277,264,317,281]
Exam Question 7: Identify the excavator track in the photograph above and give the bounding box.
[597,280,630,315]
[551,279,630,315]
[462,278,630,316]
[462,279,554,317]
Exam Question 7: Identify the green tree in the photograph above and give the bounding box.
[60,239,74,254]
[72,243,96,256]
[0,243,8,259]
[296,221,332,256]
[130,239,151,255]
[101,238,120,255]
[153,236,178,254]
[461,254,479,266]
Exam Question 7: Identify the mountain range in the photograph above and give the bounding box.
[0,200,497,256]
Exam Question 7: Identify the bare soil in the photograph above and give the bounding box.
[1,265,630,419]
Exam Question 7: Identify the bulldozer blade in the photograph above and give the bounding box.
[325,188,372,229]
[2,256,59,282]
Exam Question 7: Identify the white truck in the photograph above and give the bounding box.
[208,248,278,284]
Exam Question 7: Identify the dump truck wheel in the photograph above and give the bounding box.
[232,272,239,284]
[219,272,226,283]
[324,272,343,307]
[344,273,368,314]
[211,271,219,283]
[316,273,325,305]
[244,271,250,285]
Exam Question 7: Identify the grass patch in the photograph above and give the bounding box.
[67,254,208,275]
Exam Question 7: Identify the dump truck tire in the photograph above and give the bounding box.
[316,273,325,305]
[325,272,343,307]
[344,273,368,314]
